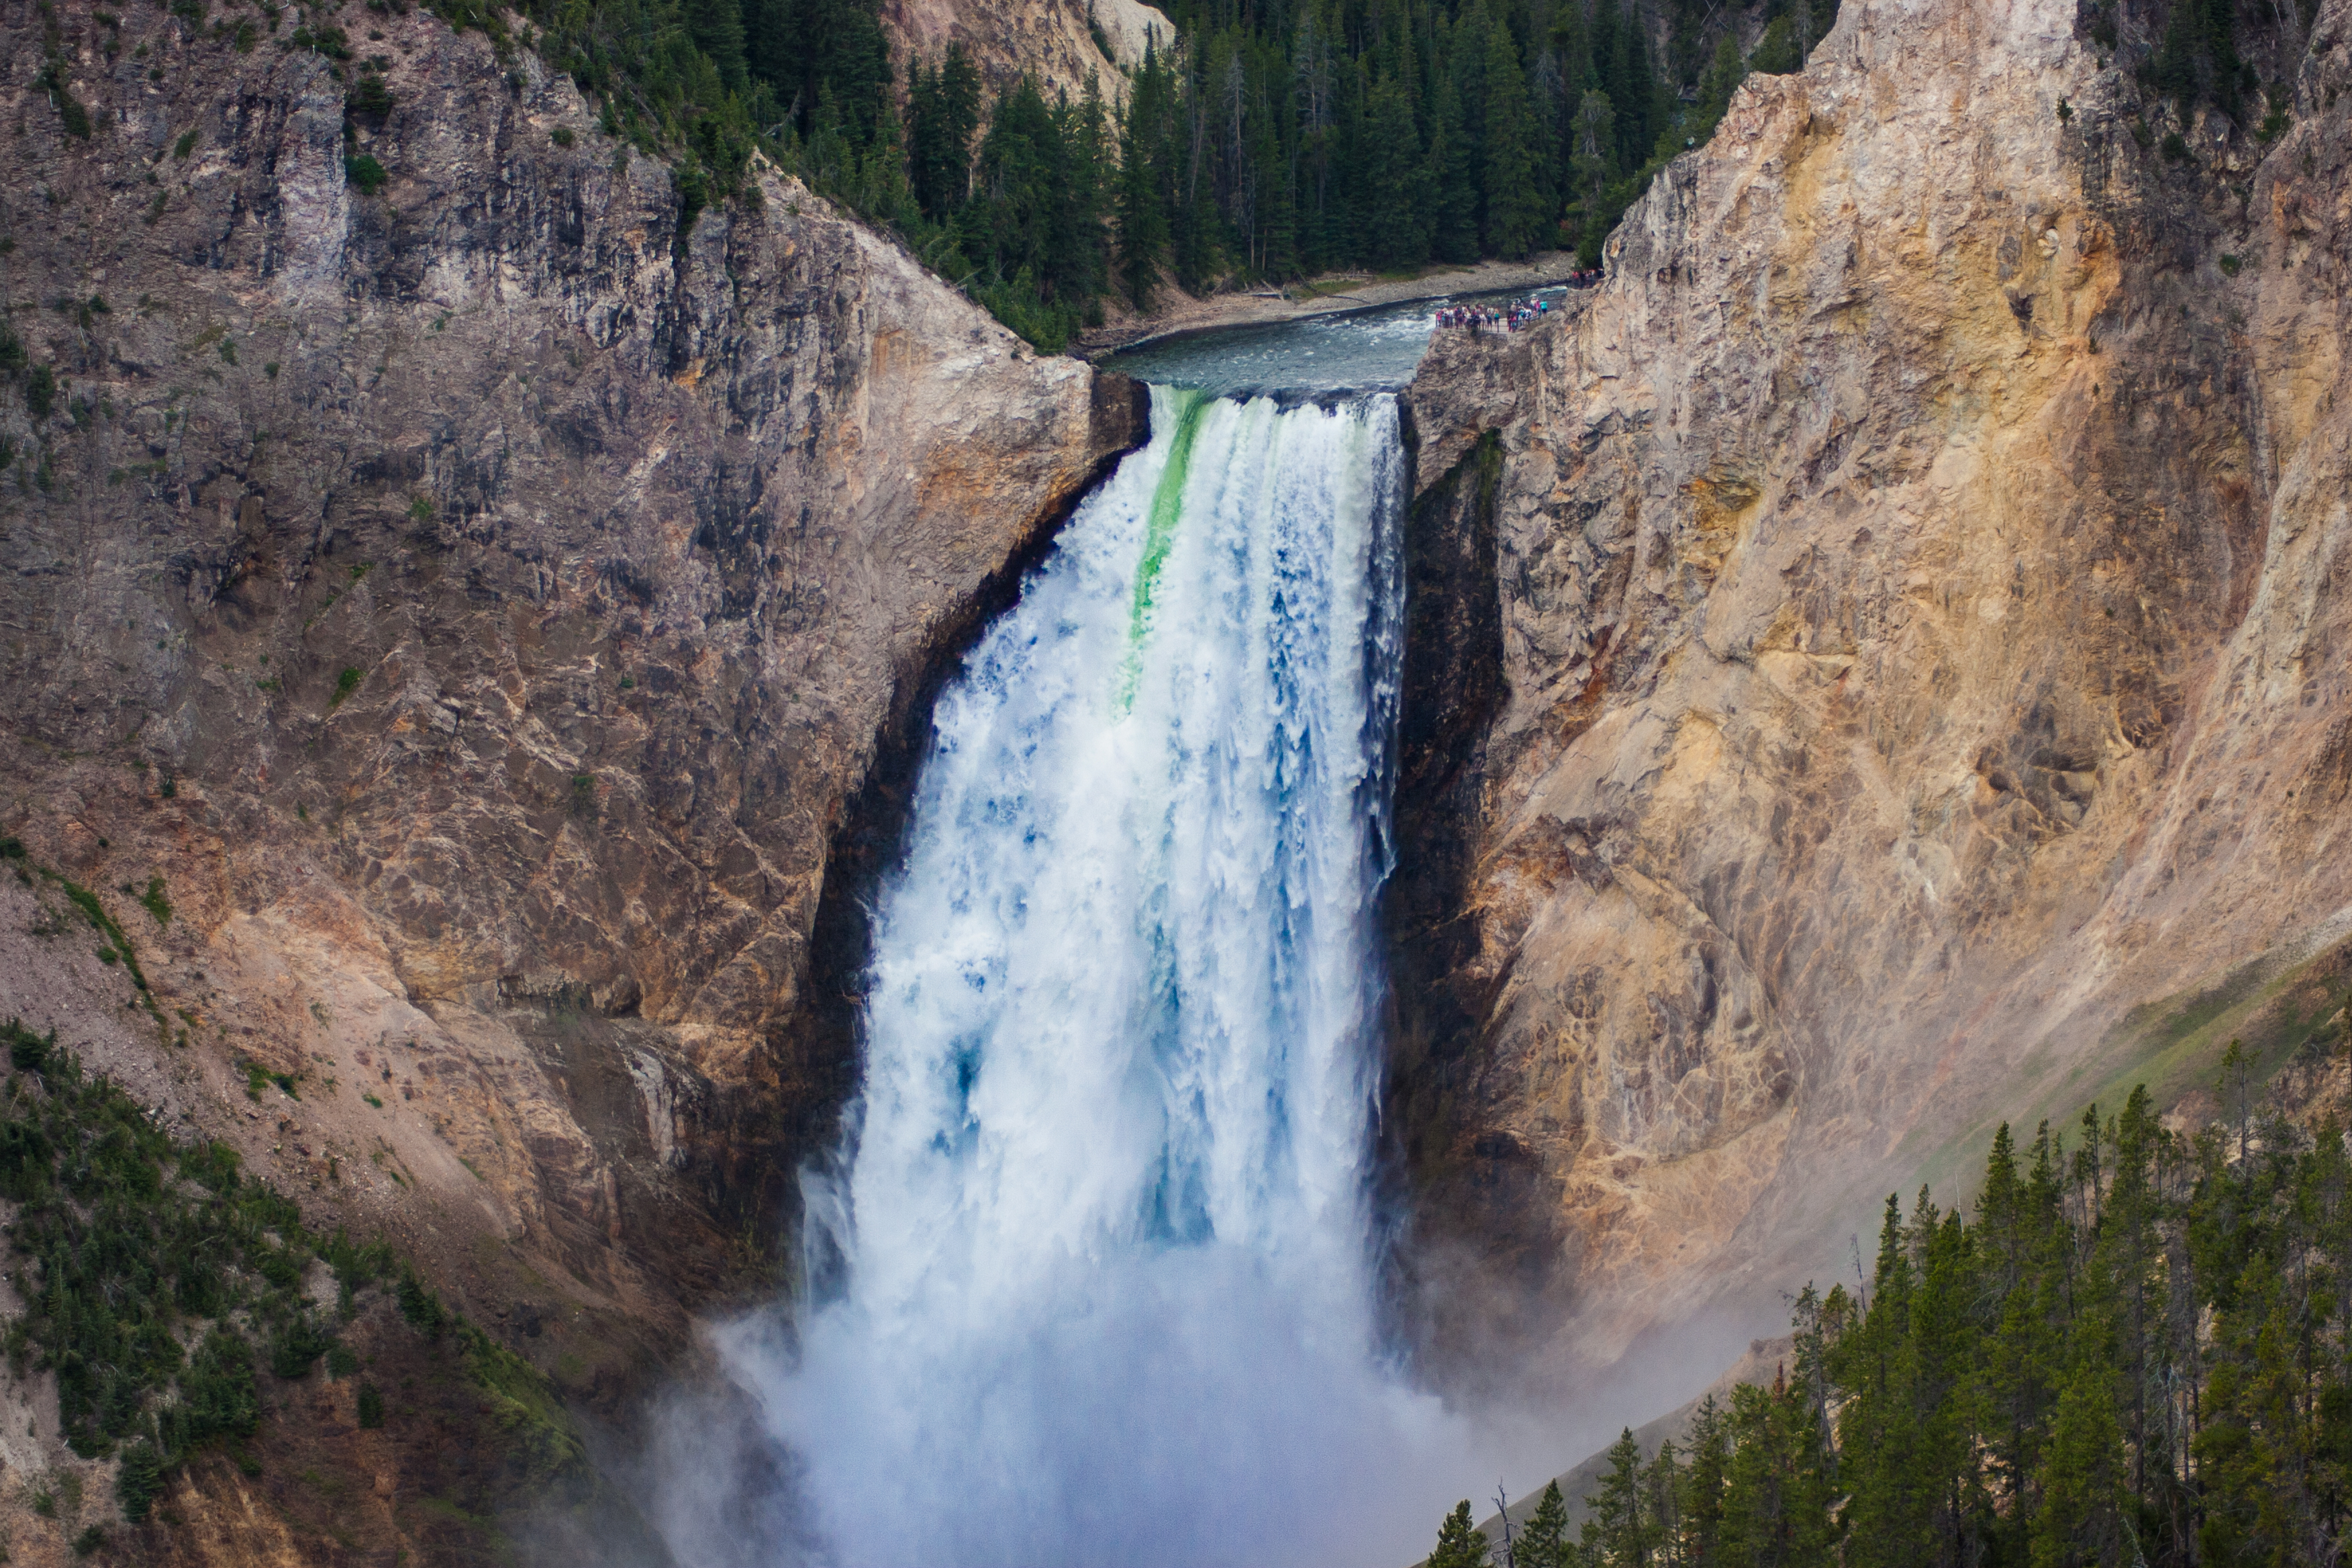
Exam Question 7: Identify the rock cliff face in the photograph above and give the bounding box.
[877,0,1175,105]
[0,0,1137,1414]
[1395,0,2352,1384]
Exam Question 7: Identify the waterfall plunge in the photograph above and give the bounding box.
[715,389,1471,1568]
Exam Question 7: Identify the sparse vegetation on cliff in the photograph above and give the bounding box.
[0,1017,589,1533]
[1443,1062,2352,1566]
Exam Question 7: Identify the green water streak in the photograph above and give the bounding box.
[1116,389,1208,714]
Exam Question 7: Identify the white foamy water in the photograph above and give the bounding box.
[705,389,1474,1568]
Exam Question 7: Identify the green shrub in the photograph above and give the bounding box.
[357,1379,385,1428]
[2161,130,2190,162]
[254,1243,305,1292]
[332,667,364,707]
[5,1018,52,1074]
[550,125,575,147]
[348,75,395,120]
[73,1524,105,1556]
[268,1314,335,1378]
[288,21,350,57]
[1749,14,1802,72]
[397,1271,447,1339]
[346,154,389,194]
[2258,89,2290,144]
[117,1439,164,1520]
[327,1344,360,1379]
[174,128,198,159]
[459,1323,586,1483]
[26,364,56,420]
[140,875,171,926]
[181,1138,241,1193]
[37,59,93,140]
[164,1329,260,1452]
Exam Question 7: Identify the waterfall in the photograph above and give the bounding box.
[718,388,1469,1568]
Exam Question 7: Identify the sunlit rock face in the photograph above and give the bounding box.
[1394,0,2352,1386]
[0,0,1138,1362]
[877,0,1177,106]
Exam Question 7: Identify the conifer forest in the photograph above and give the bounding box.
[459,0,1839,349]
[1426,1061,2352,1567]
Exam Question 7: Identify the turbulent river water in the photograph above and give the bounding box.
[699,300,1547,1567]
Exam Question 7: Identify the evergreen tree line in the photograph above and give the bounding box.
[1106,0,1836,307]
[1427,1051,2352,1567]
[427,0,2323,350]
[431,0,1841,351]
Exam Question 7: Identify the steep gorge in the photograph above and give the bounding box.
[11,0,2352,1551]
[0,0,1137,1471]
[1394,0,2352,1391]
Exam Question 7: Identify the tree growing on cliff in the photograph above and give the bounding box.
[1430,1499,1491,1568]
[1517,1480,1569,1567]
[1430,1075,2352,1567]
[908,45,982,222]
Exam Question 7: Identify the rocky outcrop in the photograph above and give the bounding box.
[878,0,1175,105]
[0,0,1138,1410]
[1395,0,2352,1385]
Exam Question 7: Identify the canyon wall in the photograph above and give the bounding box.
[1395,0,2352,1386]
[0,0,1137,1438]
[877,0,1175,105]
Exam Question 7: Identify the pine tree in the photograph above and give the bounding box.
[1569,88,1613,263]
[1421,1067,2352,1568]
[682,0,748,92]
[1479,17,1546,258]
[1749,16,1802,74]
[907,45,981,222]
[1581,1429,1652,1567]
[1518,1479,1569,1568]
[1678,1395,1730,1563]
[1425,64,1479,263]
[1362,75,1432,269]
[1116,44,1175,308]
[1432,1500,1493,1568]
[2031,1355,2129,1568]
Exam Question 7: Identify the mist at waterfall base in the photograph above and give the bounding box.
[667,389,1502,1568]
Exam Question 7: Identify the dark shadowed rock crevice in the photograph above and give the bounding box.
[720,371,1148,1258]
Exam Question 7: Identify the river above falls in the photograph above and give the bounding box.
[1103,283,1578,399]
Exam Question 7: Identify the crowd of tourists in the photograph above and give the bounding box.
[1436,270,1603,333]
[1436,297,1549,332]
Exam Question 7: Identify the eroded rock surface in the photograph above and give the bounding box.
[1397,0,2352,1385]
[0,0,1138,1394]
[878,0,1175,104]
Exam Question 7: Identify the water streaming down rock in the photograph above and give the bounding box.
[722,387,1473,1567]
